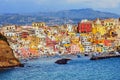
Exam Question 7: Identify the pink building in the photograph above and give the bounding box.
[20,48,29,58]
[70,44,80,54]
[46,37,57,51]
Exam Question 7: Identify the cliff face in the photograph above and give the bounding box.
[0,34,21,68]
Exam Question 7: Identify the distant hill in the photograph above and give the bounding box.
[57,8,119,18]
[0,8,119,26]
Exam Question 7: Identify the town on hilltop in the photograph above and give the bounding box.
[0,18,120,59]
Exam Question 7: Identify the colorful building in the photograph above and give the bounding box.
[92,18,106,35]
[78,20,92,33]
[32,22,46,29]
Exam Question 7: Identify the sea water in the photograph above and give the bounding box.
[0,57,120,80]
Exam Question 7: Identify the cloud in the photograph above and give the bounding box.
[66,0,89,3]
[0,0,120,13]
[66,0,120,8]
[1,0,120,8]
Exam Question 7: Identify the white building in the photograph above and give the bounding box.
[4,32,16,37]
[84,46,92,52]
[66,24,73,32]
[2,25,16,31]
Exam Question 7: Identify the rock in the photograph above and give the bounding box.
[55,58,71,64]
[84,53,89,56]
[77,55,81,58]
[0,33,22,69]
[19,64,24,67]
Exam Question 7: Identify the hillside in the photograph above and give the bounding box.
[0,8,119,26]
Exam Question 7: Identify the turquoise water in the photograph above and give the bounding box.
[0,57,120,80]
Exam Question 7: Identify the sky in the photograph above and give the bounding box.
[0,0,120,14]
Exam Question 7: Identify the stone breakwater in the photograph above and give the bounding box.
[90,53,120,60]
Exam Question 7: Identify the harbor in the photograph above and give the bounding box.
[0,57,120,80]
[0,0,120,80]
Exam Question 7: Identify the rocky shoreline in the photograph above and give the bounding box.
[0,63,24,69]
[0,58,24,69]
[0,33,23,69]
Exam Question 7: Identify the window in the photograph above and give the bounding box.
[7,27,8,30]
[111,23,113,25]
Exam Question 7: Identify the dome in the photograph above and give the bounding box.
[81,19,88,23]
[95,18,101,25]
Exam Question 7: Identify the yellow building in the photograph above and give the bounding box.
[70,36,79,44]
[103,18,115,27]
[92,18,106,35]
[92,27,97,34]
[79,44,84,53]
[28,36,40,49]
[68,32,76,36]
[96,46,103,52]
[116,28,120,38]
[63,43,71,47]
[32,22,46,29]
[96,25,106,35]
